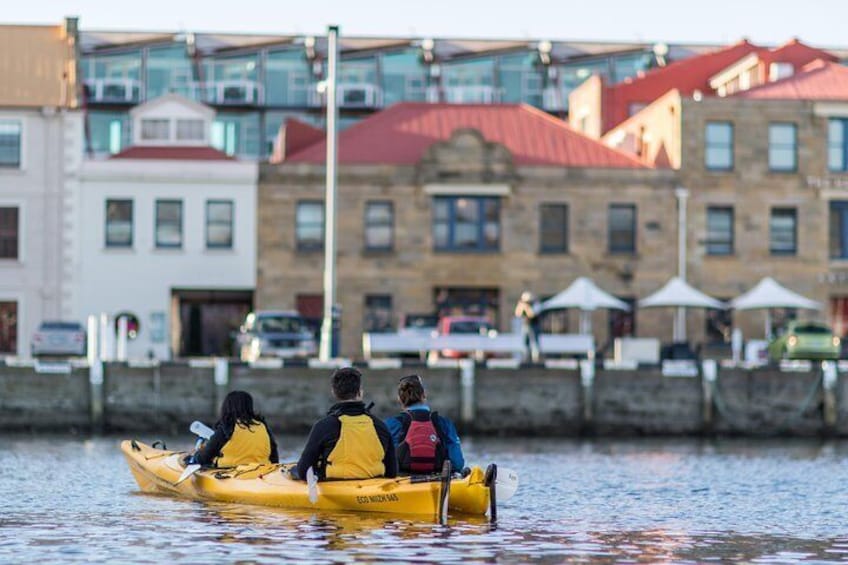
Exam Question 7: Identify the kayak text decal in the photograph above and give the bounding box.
[355,493,399,504]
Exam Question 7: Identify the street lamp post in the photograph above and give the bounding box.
[319,25,339,361]
[675,187,689,342]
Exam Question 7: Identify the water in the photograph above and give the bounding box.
[2,435,848,563]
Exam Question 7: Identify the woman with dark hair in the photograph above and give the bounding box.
[186,390,279,467]
[384,374,466,475]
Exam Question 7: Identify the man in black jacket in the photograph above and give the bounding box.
[293,366,397,480]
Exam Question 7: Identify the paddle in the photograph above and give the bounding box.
[173,421,215,486]
[306,467,319,504]
[438,460,451,525]
[495,467,519,502]
[175,464,200,485]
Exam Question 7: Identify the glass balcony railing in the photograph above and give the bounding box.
[84,78,141,103]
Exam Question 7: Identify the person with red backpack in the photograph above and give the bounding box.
[384,374,467,475]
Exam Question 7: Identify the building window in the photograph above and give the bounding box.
[433,196,500,252]
[706,207,734,255]
[434,287,500,324]
[155,200,182,248]
[206,200,233,249]
[608,204,636,254]
[706,305,733,344]
[830,201,848,259]
[0,301,16,353]
[0,207,18,259]
[364,201,393,251]
[769,123,797,172]
[176,119,205,142]
[705,121,733,171]
[770,208,797,256]
[140,118,170,141]
[829,119,848,172]
[364,295,393,333]
[609,297,636,338]
[0,121,21,168]
[296,201,324,251]
[539,203,568,253]
[105,199,133,247]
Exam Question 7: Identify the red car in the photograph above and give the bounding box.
[430,316,494,360]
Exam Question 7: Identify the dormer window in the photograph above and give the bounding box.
[177,119,205,142]
[769,62,794,82]
[130,94,214,147]
[141,119,170,141]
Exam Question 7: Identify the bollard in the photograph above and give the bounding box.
[459,358,475,425]
[822,361,838,431]
[89,360,104,433]
[86,315,98,366]
[99,313,110,361]
[701,359,717,430]
[116,316,128,361]
[579,359,595,424]
[214,358,229,414]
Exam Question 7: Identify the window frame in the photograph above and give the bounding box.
[105,198,134,248]
[364,200,394,252]
[704,121,734,172]
[432,195,501,253]
[539,203,569,254]
[608,203,637,255]
[140,118,171,142]
[205,199,234,249]
[296,200,325,252]
[828,118,848,172]
[769,207,798,256]
[706,206,734,256]
[363,294,393,333]
[154,199,183,249]
[0,206,19,260]
[830,201,848,259]
[0,120,22,169]
[768,122,798,173]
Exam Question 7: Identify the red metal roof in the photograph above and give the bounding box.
[109,146,235,160]
[736,60,848,100]
[284,103,648,168]
[602,40,762,132]
[758,38,838,68]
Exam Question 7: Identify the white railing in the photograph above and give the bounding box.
[443,85,500,104]
[85,78,141,103]
[542,87,565,111]
[338,83,383,108]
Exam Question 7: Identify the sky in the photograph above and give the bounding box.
[6,0,848,47]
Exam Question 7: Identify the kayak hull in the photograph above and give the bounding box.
[121,440,490,516]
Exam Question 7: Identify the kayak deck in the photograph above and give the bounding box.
[122,440,490,517]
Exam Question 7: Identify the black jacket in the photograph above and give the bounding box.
[294,401,397,480]
[194,419,279,467]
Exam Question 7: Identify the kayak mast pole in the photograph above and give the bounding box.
[319,25,340,362]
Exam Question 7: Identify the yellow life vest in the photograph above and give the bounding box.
[325,414,385,479]
[216,421,272,467]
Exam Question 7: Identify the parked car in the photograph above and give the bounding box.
[768,321,840,361]
[429,316,494,361]
[31,321,86,358]
[236,311,317,362]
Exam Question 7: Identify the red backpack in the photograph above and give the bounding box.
[397,410,447,473]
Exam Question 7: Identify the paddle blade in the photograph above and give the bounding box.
[176,464,200,485]
[189,421,214,440]
[495,467,519,502]
[306,467,318,504]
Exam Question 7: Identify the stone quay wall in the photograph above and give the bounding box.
[0,359,840,437]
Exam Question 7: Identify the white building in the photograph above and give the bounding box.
[73,94,258,359]
[0,20,84,357]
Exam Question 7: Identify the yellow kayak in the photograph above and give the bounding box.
[121,440,491,517]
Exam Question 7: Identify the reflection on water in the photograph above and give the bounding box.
[2,435,848,563]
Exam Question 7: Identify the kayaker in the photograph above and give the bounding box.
[184,390,279,467]
[385,374,467,475]
[292,366,397,481]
